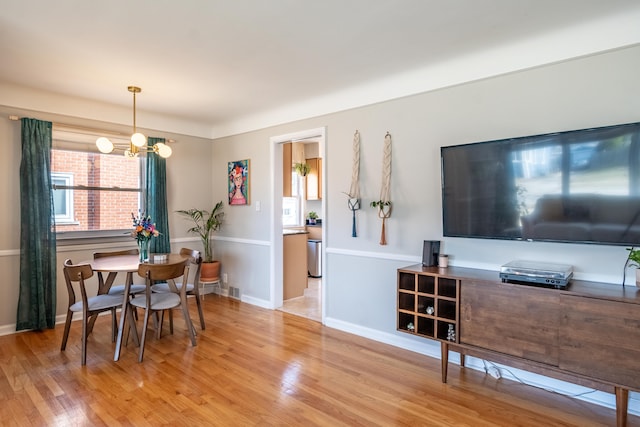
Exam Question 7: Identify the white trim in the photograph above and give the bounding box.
[270,127,326,319]
[326,247,421,263]
[240,295,272,309]
[213,235,270,247]
[0,249,19,257]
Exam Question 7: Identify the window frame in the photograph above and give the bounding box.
[51,172,76,224]
[51,127,146,242]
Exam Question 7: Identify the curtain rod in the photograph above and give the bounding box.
[8,114,176,143]
[8,114,130,138]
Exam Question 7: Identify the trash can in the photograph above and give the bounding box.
[307,239,322,278]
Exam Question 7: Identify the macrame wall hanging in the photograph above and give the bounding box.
[347,130,361,237]
[372,132,392,245]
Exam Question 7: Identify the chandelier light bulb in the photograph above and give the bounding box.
[94,86,173,159]
[156,142,173,158]
[131,132,146,147]
[96,137,114,153]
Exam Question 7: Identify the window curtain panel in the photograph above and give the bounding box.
[145,137,171,253]
[17,118,57,331]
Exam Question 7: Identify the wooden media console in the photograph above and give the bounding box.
[397,264,640,427]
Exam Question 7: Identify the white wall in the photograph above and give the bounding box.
[209,44,640,412]
[212,45,640,309]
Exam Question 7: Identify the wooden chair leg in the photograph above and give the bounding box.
[180,298,197,346]
[138,308,152,363]
[81,312,89,366]
[156,311,164,340]
[111,308,117,342]
[60,311,73,351]
[124,304,140,347]
[194,293,206,330]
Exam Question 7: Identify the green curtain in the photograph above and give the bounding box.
[146,137,171,253]
[16,118,57,331]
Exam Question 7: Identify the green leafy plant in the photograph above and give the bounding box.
[307,211,318,220]
[176,201,224,262]
[627,248,640,268]
[294,162,311,177]
[370,200,392,208]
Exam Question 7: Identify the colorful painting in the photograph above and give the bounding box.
[228,159,250,206]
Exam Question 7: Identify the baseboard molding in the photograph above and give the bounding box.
[323,316,640,417]
[0,311,94,337]
[240,295,271,308]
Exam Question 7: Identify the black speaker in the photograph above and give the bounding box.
[422,240,440,267]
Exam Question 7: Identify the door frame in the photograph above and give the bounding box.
[269,127,326,320]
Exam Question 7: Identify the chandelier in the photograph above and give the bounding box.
[95,86,172,158]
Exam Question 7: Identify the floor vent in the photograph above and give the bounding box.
[229,286,241,299]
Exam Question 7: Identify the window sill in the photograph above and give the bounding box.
[55,229,133,246]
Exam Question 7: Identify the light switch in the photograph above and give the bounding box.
[256,201,261,211]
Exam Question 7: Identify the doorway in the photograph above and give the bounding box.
[269,127,326,323]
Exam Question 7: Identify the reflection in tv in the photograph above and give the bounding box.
[441,121,640,246]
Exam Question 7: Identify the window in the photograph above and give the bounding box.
[282,172,303,226]
[51,128,144,238]
[51,173,75,224]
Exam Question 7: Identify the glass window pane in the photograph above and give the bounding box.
[51,149,142,232]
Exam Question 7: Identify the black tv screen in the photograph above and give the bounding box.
[441,121,640,246]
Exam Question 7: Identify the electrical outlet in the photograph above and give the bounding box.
[223,273,228,283]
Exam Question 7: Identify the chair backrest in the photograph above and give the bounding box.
[138,258,190,285]
[179,247,202,282]
[93,248,139,259]
[63,259,94,306]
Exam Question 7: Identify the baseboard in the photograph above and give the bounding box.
[240,295,271,308]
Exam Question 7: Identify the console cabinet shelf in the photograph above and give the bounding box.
[396,264,640,427]
[397,269,459,342]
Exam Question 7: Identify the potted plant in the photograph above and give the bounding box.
[177,201,224,280]
[627,247,640,286]
[294,162,311,177]
[371,200,392,245]
[307,211,318,225]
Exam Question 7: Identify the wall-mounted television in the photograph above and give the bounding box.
[441,121,640,246]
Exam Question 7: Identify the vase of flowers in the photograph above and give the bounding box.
[132,213,160,262]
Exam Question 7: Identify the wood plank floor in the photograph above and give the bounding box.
[0,295,637,426]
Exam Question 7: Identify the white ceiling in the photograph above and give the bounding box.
[1,0,639,138]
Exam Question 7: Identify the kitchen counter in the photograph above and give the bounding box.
[283,228,309,236]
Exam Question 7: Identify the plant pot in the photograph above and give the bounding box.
[636,269,640,287]
[201,260,221,282]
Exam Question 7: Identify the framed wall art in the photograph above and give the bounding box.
[228,159,250,205]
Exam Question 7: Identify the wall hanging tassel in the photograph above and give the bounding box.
[376,132,392,245]
[347,130,361,237]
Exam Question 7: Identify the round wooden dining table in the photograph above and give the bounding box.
[87,253,189,361]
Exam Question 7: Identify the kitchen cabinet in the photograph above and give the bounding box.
[305,157,322,200]
[283,143,292,197]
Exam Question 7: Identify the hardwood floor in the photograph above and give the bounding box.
[0,295,637,426]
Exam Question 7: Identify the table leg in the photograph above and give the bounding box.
[114,272,134,361]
